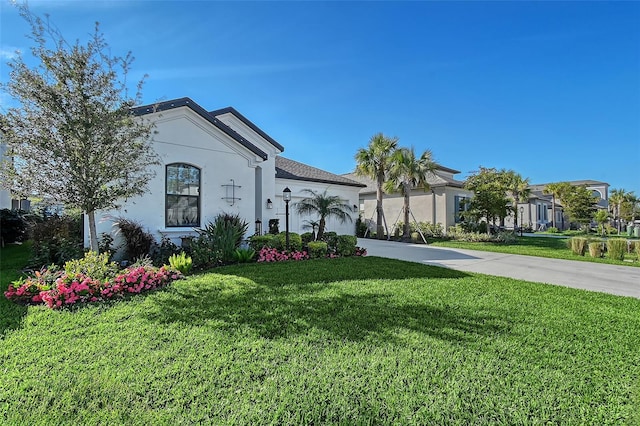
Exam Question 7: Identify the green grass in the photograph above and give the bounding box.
[429,236,640,266]
[1,244,639,424]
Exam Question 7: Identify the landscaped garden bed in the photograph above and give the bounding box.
[1,243,639,424]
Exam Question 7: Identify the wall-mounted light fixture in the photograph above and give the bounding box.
[266,199,273,209]
[353,204,358,211]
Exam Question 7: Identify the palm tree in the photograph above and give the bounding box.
[609,188,632,233]
[504,170,530,231]
[293,189,353,241]
[544,182,571,229]
[354,133,399,239]
[384,147,438,239]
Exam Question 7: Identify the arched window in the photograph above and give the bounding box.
[166,163,200,227]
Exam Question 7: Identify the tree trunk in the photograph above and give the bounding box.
[87,210,99,252]
[317,217,326,241]
[376,171,385,239]
[403,184,411,238]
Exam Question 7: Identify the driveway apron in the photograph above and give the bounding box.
[358,239,640,299]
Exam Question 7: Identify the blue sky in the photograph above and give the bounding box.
[1,1,639,195]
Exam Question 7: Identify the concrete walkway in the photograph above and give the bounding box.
[358,238,640,299]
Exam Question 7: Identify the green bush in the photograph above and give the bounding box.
[300,232,315,246]
[30,213,83,267]
[233,248,256,263]
[336,235,357,256]
[150,237,181,267]
[635,241,640,261]
[248,234,277,251]
[569,237,588,256]
[274,232,302,251]
[588,241,603,258]
[322,232,339,252]
[195,213,249,266]
[607,239,627,261]
[115,217,155,261]
[168,252,193,275]
[546,226,560,234]
[307,241,328,259]
[64,251,119,282]
[1,209,28,244]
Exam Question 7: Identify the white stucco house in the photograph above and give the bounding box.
[343,166,474,234]
[86,97,364,248]
[504,180,609,231]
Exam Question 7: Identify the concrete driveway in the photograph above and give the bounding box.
[357,238,640,299]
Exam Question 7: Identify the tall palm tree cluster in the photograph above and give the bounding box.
[354,133,439,240]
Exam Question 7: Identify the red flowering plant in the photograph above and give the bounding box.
[39,273,104,309]
[257,247,309,263]
[5,252,183,309]
[4,265,62,304]
[101,265,180,299]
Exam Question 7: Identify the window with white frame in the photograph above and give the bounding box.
[166,163,200,227]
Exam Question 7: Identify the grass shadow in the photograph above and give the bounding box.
[0,243,32,337]
[144,257,510,344]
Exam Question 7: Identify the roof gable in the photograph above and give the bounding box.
[210,107,285,153]
[132,98,268,160]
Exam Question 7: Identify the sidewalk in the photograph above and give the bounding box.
[358,238,640,299]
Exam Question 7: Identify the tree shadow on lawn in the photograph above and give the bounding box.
[144,257,512,344]
[1,243,32,337]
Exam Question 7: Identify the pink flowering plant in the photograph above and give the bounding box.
[257,247,309,263]
[5,252,183,310]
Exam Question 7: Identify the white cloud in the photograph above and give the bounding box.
[0,47,21,60]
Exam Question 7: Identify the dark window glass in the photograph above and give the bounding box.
[166,164,200,227]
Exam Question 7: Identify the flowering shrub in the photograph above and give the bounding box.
[257,247,309,262]
[101,266,180,300]
[40,273,104,308]
[5,264,182,310]
[4,266,62,304]
[354,247,367,256]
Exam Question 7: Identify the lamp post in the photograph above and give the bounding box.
[283,187,291,251]
[519,206,524,237]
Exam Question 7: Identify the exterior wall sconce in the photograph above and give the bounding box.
[266,198,273,209]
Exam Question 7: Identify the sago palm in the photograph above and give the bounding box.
[384,147,438,239]
[354,133,398,239]
[294,189,353,241]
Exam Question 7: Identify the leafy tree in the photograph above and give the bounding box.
[464,167,511,233]
[383,147,438,239]
[559,185,598,228]
[544,182,572,229]
[293,189,353,241]
[354,133,398,239]
[504,170,530,230]
[0,6,158,252]
[594,209,609,237]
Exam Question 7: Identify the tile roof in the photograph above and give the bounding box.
[276,157,366,188]
[342,167,466,194]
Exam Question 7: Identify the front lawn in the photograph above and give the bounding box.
[429,235,640,266]
[1,244,639,424]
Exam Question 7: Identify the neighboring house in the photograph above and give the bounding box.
[85,97,364,248]
[343,166,474,234]
[505,180,609,230]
